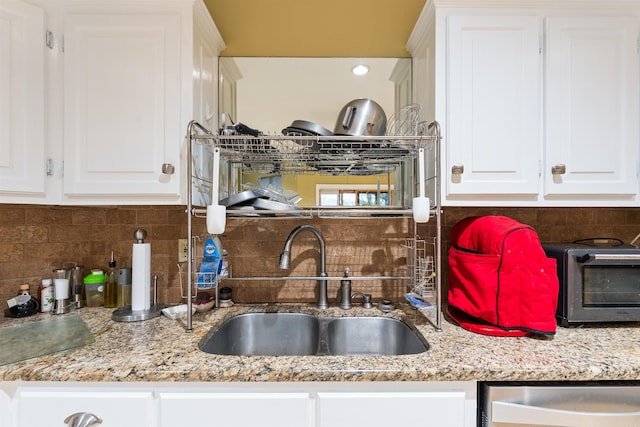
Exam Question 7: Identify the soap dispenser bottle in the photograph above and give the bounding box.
[339,267,352,310]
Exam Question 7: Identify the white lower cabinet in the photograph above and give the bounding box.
[156,382,476,427]
[13,386,154,427]
[0,381,476,427]
[0,389,9,427]
[317,390,467,427]
[159,391,313,427]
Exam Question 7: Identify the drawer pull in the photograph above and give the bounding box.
[551,164,566,175]
[64,412,103,427]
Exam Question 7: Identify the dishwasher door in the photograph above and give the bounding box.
[479,382,640,427]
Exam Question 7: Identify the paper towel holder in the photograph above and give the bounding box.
[112,231,166,322]
[113,274,165,322]
[134,228,147,243]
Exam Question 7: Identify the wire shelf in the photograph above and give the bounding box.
[192,134,435,163]
[401,236,436,298]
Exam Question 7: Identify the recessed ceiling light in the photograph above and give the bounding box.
[351,64,369,76]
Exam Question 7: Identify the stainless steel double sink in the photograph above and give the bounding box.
[199,312,429,356]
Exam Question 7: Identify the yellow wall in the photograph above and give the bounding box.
[203,0,426,57]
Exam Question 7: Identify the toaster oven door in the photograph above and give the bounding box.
[567,251,640,323]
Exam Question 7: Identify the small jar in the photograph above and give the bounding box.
[39,278,54,313]
[83,270,105,307]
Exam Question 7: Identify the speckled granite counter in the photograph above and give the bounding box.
[0,304,639,383]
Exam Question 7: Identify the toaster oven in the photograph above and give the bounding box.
[543,243,640,326]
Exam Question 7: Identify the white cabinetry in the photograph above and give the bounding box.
[159,391,313,427]
[0,0,45,196]
[62,12,181,200]
[0,381,476,427]
[14,386,154,427]
[0,389,8,427]
[544,16,639,198]
[0,0,224,205]
[317,390,467,427]
[446,15,540,199]
[410,1,640,206]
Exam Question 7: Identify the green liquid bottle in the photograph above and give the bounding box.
[104,251,118,308]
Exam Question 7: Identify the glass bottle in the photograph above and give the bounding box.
[104,251,118,308]
[8,284,39,317]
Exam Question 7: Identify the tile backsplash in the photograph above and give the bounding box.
[1,204,639,314]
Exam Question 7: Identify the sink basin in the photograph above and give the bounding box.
[325,317,428,356]
[200,313,320,356]
[199,312,428,356]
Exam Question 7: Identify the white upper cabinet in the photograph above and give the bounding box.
[410,1,640,206]
[446,15,541,199]
[0,0,224,205]
[0,0,45,196]
[63,13,181,200]
[544,16,639,198]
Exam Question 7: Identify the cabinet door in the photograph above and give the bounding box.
[159,392,313,427]
[544,16,639,197]
[191,10,220,207]
[63,13,181,201]
[317,391,467,427]
[0,0,45,195]
[15,388,154,427]
[446,15,540,198]
[0,389,8,427]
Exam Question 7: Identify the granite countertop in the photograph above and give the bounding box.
[0,303,639,383]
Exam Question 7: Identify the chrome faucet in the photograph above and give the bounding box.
[278,224,329,309]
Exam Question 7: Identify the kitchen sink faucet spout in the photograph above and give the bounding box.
[278,225,329,309]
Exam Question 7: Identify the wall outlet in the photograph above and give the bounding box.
[178,239,188,263]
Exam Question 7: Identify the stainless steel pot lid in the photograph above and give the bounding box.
[252,198,300,211]
[219,190,259,207]
[283,120,333,153]
[283,120,333,136]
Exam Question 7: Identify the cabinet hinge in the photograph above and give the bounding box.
[538,160,542,177]
[45,31,54,50]
[46,159,54,176]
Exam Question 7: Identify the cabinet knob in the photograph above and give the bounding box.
[64,413,103,427]
[451,164,464,175]
[161,163,175,175]
[551,164,566,175]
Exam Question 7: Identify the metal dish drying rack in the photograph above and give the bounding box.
[184,120,443,331]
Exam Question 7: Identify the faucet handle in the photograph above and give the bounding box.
[351,292,373,309]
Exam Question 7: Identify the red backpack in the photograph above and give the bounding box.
[447,216,559,336]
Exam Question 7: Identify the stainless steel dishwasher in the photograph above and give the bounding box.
[479,382,640,427]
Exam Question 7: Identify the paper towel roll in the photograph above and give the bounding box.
[54,278,69,300]
[131,243,151,311]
